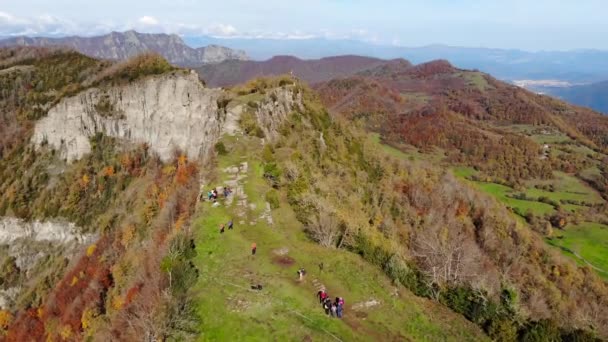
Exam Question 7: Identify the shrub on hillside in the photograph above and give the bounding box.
[214,142,227,156]
[95,53,175,85]
[265,189,280,209]
[239,112,265,138]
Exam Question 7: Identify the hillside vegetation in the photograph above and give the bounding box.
[315,58,608,286]
[1,48,607,341]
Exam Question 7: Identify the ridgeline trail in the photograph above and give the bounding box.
[189,134,488,341]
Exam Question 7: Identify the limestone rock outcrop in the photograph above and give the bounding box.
[254,87,303,141]
[0,217,93,246]
[32,71,224,162]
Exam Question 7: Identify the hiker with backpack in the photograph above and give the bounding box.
[251,242,257,255]
[336,297,345,318]
[323,298,332,316]
[219,224,225,234]
[297,268,306,281]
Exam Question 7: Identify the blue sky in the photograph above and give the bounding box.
[1,0,607,50]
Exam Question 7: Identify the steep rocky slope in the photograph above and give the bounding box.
[0,31,249,66]
[32,70,224,162]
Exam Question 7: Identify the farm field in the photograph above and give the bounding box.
[548,222,608,280]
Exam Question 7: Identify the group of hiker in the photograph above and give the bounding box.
[317,290,345,318]
[207,182,346,320]
[207,186,233,202]
[219,220,234,234]
[218,219,257,257]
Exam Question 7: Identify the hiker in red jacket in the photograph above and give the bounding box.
[317,290,328,303]
[251,242,257,255]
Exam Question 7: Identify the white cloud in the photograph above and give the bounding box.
[137,16,159,26]
[205,23,238,36]
[0,11,84,36]
[0,11,378,43]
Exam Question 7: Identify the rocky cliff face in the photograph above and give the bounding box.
[198,44,248,64]
[32,71,225,162]
[0,217,96,309]
[0,31,249,66]
[255,87,303,141]
[0,217,93,246]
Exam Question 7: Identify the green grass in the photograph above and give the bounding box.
[451,168,605,215]
[451,167,554,216]
[525,172,605,206]
[580,166,602,180]
[529,133,571,145]
[368,133,445,164]
[190,134,488,341]
[548,222,608,279]
[474,183,555,216]
[368,133,409,160]
[452,166,477,179]
[455,72,490,92]
[228,92,267,109]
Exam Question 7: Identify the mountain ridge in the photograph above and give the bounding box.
[196,54,409,87]
[0,30,248,67]
[186,35,608,82]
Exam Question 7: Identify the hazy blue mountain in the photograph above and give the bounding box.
[538,81,608,114]
[184,36,608,82]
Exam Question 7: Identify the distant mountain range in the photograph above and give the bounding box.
[196,55,411,87]
[535,81,608,114]
[0,31,248,67]
[186,36,608,83]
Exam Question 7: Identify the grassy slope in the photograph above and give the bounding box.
[368,133,445,164]
[453,167,604,216]
[525,172,605,204]
[190,135,488,341]
[474,183,555,216]
[452,167,554,216]
[548,222,608,279]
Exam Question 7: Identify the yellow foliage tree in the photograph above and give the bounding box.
[86,244,97,257]
[80,174,91,189]
[174,214,187,231]
[0,310,13,329]
[111,295,125,310]
[59,325,73,340]
[81,307,98,331]
[121,225,136,248]
[157,190,169,209]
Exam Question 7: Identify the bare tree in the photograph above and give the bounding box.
[412,222,481,297]
[306,201,341,248]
